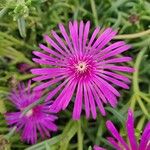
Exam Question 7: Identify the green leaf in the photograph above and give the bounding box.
[0,99,6,114]
[17,17,26,38]
[105,107,126,125]
[88,146,92,150]
[25,135,63,150]
[0,47,34,65]
[60,120,78,150]
[45,142,51,150]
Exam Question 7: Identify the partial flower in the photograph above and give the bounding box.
[17,63,32,73]
[94,145,106,150]
[5,81,58,144]
[94,109,150,150]
[31,20,134,120]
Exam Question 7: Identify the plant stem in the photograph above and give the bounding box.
[137,95,150,119]
[90,0,99,26]
[140,93,150,103]
[4,126,17,140]
[0,8,8,18]
[114,29,150,39]
[130,94,136,110]
[77,120,83,150]
[136,116,146,131]
[133,48,147,93]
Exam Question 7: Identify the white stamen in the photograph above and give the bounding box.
[26,109,33,117]
[75,62,87,73]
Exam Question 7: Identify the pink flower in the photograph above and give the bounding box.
[17,63,31,73]
[5,81,58,144]
[94,145,106,150]
[94,109,150,150]
[31,21,134,120]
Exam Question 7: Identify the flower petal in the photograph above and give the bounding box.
[126,109,138,150]
[106,120,130,150]
[73,82,83,120]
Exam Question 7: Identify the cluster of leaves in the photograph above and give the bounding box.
[0,0,150,149]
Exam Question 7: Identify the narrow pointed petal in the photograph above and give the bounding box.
[106,120,130,150]
[101,70,130,83]
[97,73,129,89]
[102,65,134,73]
[51,79,76,111]
[39,44,62,58]
[73,82,83,120]
[91,81,107,104]
[89,82,106,116]
[69,21,78,52]
[88,27,100,47]
[83,83,90,118]
[139,122,150,150]
[96,30,117,50]
[44,35,68,56]
[96,41,126,57]
[79,21,84,53]
[107,137,122,150]
[94,75,120,97]
[33,76,65,91]
[51,30,71,55]
[92,28,112,49]
[46,79,69,101]
[86,84,97,119]
[94,145,107,150]
[83,21,90,51]
[59,23,74,53]
[97,57,132,65]
[126,109,138,150]
[62,81,77,110]
[100,45,131,60]
[31,68,67,75]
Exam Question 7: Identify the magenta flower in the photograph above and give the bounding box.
[94,109,150,150]
[31,20,134,120]
[5,81,58,144]
[17,63,32,73]
[94,145,106,150]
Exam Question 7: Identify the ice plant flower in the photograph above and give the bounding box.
[94,109,150,150]
[31,20,134,120]
[5,81,58,144]
[17,63,32,73]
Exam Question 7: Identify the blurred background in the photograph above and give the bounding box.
[0,0,150,149]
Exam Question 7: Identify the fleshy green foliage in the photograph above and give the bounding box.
[0,0,150,150]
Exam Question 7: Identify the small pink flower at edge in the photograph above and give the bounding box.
[5,81,58,144]
[94,109,150,150]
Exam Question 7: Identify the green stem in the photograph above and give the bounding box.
[77,120,83,150]
[25,135,63,150]
[90,0,99,26]
[95,119,103,145]
[133,48,147,93]
[0,8,8,18]
[130,94,136,110]
[136,116,146,132]
[114,29,150,39]
[140,93,150,103]
[137,95,150,119]
[132,37,150,48]
[4,126,17,140]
